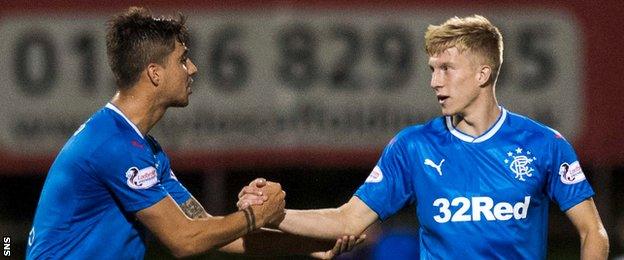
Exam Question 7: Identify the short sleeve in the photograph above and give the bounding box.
[546,134,595,212]
[355,135,414,220]
[160,158,191,205]
[90,136,169,212]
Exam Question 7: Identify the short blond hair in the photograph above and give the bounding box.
[425,15,503,85]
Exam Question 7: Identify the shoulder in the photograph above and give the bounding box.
[85,133,154,182]
[397,116,446,139]
[504,110,565,142]
[390,116,445,146]
[59,108,122,156]
[78,109,145,159]
[94,132,136,155]
[146,135,164,153]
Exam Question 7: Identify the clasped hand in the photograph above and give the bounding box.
[236,178,365,259]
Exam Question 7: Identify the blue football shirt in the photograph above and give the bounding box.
[26,103,191,259]
[355,108,594,259]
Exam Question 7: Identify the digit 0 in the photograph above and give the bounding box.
[14,31,58,96]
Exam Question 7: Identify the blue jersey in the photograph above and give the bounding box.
[355,108,594,259]
[26,103,191,259]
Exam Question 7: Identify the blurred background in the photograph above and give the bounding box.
[1,0,623,259]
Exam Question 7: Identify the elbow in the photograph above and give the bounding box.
[338,210,366,236]
[598,227,609,250]
[596,227,610,257]
[582,226,610,255]
[343,221,361,235]
[590,226,609,246]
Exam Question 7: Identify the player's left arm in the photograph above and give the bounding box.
[565,198,609,260]
[179,189,363,258]
[545,132,609,259]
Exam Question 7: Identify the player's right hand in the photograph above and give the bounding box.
[249,181,285,228]
[237,178,268,209]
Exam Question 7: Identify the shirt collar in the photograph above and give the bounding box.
[105,103,144,139]
[445,107,507,143]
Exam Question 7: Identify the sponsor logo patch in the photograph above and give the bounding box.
[365,166,383,183]
[433,196,531,223]
[559,161,585,184]
[125,166,158,189]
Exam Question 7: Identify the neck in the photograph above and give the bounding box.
[109,88,166,136]
[451,94,500,137]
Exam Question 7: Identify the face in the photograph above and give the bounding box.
[160,41,197,107]
[428,47,484,116]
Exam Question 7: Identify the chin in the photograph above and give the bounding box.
[441,106,462,117]
[440,107,453,116]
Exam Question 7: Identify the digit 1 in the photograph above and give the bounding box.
[72,33,97,94]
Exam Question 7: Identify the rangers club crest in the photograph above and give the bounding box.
[504,147,536,181]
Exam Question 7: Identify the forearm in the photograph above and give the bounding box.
[137,197,255,258]
[277,197,378,240]
[219,228,335,256]
[176,197,250,255]
[180,211,251,255]
[580,228,609,260]
[278,208,355,239]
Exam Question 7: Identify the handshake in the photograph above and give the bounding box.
[236,178,286,230]
[234,178,365,259]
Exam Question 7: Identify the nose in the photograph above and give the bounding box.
[430,70,443,90]
[187,58,198,76]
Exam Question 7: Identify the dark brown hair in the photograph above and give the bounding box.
[106,7,189,89]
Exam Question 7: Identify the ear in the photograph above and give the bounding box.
[146,63,161,86]
[477,65,492,86]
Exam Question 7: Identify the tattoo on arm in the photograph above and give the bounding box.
[179,197,209,219]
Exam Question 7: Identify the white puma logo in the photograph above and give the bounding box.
[424,158,445,176]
